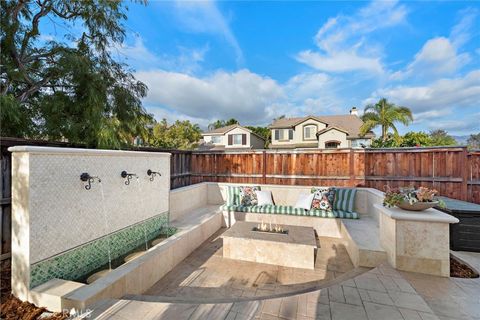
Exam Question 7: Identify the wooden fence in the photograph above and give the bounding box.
[189,147,480,204]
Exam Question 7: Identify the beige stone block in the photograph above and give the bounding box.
[11,152,31,302]
[222,222,317,269]
[207,182,224,205]
[29,279,85,312]
[396,255,449,277]
[170,183,208,221]
[396,221,449,260]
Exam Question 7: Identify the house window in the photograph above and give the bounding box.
[275,129,293,141]
[303,125,317,140]
[325,141,340,149]
[233,134,243,145]
[351,139,371,148]
[228,134,246,145]
[211,136,222,144]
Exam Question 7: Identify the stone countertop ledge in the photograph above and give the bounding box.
[8,145,171,157]
[374,203,459,224]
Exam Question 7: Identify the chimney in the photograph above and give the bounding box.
[350,107,358,116]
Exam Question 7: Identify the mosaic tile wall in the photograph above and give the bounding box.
[30,212,175,288]
[28,152,170,264]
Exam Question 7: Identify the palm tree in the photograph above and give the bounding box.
[360,98,413,141]
[207,118,239,131]
[208,120,225,131]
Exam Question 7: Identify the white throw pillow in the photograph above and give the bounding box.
[295,193,314,210]
[256,190,274,206]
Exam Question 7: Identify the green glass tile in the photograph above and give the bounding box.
[30,212,173,288]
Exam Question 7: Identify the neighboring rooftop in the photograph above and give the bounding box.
[201,124,266,141]
[269,114,374,138]
[202,124,240,135]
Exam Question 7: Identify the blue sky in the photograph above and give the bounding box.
[47,1,480,135]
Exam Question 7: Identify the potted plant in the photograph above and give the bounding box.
[383,186,444,211]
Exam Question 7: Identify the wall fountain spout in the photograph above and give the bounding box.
[121,171,137,185]
[80,173,101,190]
[147,169,161,181]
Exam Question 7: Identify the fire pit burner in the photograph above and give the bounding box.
[252,222,288,235]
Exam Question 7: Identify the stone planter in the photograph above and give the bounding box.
[397,200,439,211]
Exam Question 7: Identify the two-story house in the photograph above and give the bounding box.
[269,108,375,149]
[199,124,266,150]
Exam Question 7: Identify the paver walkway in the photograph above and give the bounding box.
[76,262,480,320]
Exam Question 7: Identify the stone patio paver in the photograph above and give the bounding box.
[329,301,367,320]
[363,302,404,320]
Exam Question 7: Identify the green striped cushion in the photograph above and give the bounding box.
[333,188,357,212]
[226,186,239,205]
[221,204,359,219]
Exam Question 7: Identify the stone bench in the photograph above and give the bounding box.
[341,217,388,268]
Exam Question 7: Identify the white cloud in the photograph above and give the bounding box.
[111,36,161,70]
[297,50,383,74]
[366,70,480,113]
[426,115,480,134]
[173,0,244,65]
[296,0,407,74]
[391,10,477,80]
[137,68,351,127]
[111,35,209,74]
[450,8,478,48]
[136,69,284,125]
[284,72,344,114]
[391,37,470,80]
[147,106,212,128]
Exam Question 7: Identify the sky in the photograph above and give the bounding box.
[47,1,480,135]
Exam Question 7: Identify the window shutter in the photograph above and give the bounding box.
[242,134,247,145]
[289,129,293,140]
[228,135,233,145]
[274,130,279,140]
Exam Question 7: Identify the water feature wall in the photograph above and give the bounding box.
[9,146,170,301]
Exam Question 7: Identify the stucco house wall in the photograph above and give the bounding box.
[202,126,265,149]
[317,128,349,148]
[225,127,251,149]
[271,118,327,147]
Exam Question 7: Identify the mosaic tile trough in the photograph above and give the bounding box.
[30,212,174,288]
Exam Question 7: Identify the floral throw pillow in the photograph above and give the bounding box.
[310,187,336,211]
[239,186,261,206]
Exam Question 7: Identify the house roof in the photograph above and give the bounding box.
[202,124,241,135]
[316,126,350,136]
[202,124,266,141]
[269,114,375,138]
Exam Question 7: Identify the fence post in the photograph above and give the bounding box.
[461,147,469,201]
[349,148,355,187]
[262,151,267,184]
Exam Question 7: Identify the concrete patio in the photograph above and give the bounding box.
[76,237,480,320]
[81,260,480,320]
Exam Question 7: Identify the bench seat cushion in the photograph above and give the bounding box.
[221,204,359,219]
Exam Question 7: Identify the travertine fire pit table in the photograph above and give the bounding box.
[222,221,317,269]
